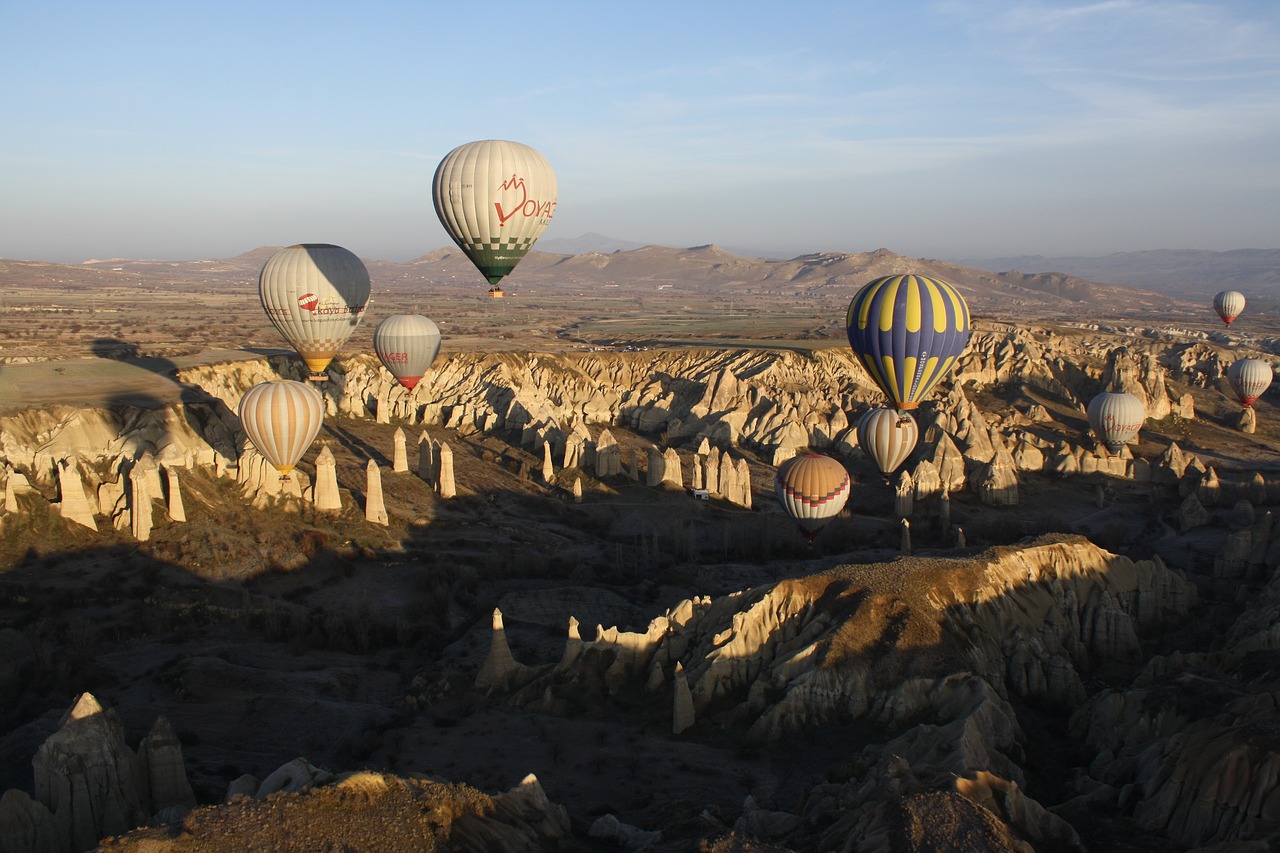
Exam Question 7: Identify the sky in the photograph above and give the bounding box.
[1,0,1277,264]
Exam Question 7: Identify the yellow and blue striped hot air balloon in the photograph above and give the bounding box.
[845,274,972,410]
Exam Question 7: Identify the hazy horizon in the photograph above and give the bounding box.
[2,1,1277,264]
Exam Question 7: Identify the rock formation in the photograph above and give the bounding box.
[673,662,695,735]
[594,429,621,477]
[661,448,683,489]
[895,471,914,517]
[4,471,33,514]
[1239,405,1257,433]
[541,441,554,485]
[7,693,197,853]
[486,536,1193,744]
[978,456,1019,506]
[476,609,537,695]
[128,459,153,541]
[312,445,342,512]
[417,431,434,485]
[97,769,570,851]
[135,716,196,817]
[436,441,456,498]
[703,450,720,496]
[392,427,408,473]
[1179,492,1209,532]
[1067,524,1280,849]
[364,460,388,525]
[163,467,185,523]
[54,459,96,531]
[0,789,58,853]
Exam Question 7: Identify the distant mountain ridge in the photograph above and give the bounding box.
[11,241,1267,321]
[954,248,1280,303]
[535,232,649,255]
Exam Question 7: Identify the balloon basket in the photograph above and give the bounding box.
[307,372,328,383]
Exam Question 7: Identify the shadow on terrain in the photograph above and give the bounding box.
[0,518,1224,850]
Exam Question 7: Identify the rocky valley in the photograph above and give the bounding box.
[2,252,1280,851]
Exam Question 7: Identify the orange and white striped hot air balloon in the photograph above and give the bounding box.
[774,453,852,541]
[237,380,325,476]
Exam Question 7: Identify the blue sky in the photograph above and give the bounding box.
[1,0,1276,263]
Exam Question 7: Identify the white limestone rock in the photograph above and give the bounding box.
[364,460,388,525]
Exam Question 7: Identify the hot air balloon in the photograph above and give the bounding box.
[373,314,442,391]
[846,274,971,410]
[237,380,325,477]
[432,139,557,290]
[856,407,919,476]
[1228,358,1273,408]
[259,244,372,381]
[1086,391,1145,452]
[1214,291,1245,326]
[774,453,851,541]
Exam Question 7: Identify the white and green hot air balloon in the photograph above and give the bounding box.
[432,140,557,294]
[373,314,442,391]
[259,244,371,380]
[237,380,325,477]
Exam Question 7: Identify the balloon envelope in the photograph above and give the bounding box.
[1228,358,1273,407]
[1214,290,1245,326]
[433,140,557,287]
[374,314,442,391]
[238,380,325,476]
[846,275,971,410]
[1086,392,1145,452]
[856,408,920,476]
[259,244,371,379]
[774,454,851,540]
